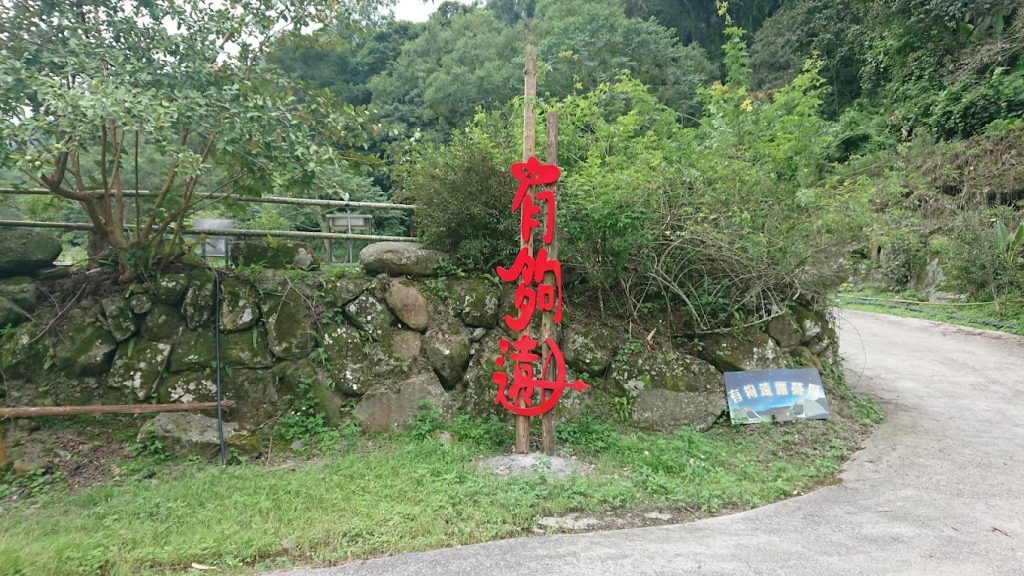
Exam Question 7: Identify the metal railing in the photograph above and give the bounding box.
[0,188,418,244]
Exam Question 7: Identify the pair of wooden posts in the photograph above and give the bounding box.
[514,45,560,456]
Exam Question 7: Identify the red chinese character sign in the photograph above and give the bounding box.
[492,156,589,416]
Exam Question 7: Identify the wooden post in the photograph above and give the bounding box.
[540,110,559,456]
[515,44,537,455]
[0,400,235,419]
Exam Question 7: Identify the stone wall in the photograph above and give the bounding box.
[0,240,840,437]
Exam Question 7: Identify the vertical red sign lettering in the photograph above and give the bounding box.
[492,156,588,416]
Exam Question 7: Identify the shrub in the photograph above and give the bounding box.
[397,137,518,271]
[943,212,1022,300]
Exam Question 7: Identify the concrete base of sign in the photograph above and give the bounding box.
[475,453,591,480]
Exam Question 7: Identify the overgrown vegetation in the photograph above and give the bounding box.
[0,400,875,576]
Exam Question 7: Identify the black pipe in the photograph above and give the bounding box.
[214,271,226,466]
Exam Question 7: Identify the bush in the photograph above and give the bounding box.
[397,137,518,271]
[878,231,927,288]
[943,212,1022,300]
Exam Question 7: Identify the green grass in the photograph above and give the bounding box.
[838,286,1024,337]
[0,410,869,576]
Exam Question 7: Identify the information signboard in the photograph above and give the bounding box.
[723,368,830,424]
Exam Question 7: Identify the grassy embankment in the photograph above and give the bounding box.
[838,285,1024,337]
[0,370,882,576]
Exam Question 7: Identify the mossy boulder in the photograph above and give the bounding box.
[230,240,318,270]
[632,388,725,433]
[322,276,368,311]
[128,293,152,314]
[137,413,257,460]
[343,293,394,341]
[789,346,824,371]
[384,281,430,332]
[700,331,785,373]
[55,318,118,377]
[0,277,36,328]
[222,329,275,368]
[606,348,725,432]
[454,280,500,328]
[0,201,62,275]
[219,282,261,332]
[607,348,723,397]
[0,319,50,382]
[107,338,172,400]
[141,304,186,342]
[320,322,371,396]
[220,369,280,428]
[182,271,216,329]
[262,286,316,360]
[157,371,218,404]
[101,296,137,342]
[272,360,344,426]
[152,274,189,305]
[168,331,216,372]
[352,372,454,432]
[767,314,803,348]
[456,329,506,417]
[423,329,470,390]
[564,324,617,377]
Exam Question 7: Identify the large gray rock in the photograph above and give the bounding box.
[320,322,371,396]
[632,388,725,432]
[230,240,318,270]
[219,282,261,332]
[101,296,137,343]
[606,348,725,432]
[700,331,785,373]
[181,271,216,329]
[359,242,444,277]
[141,304,186,342]
[454,280,501,328]
[55,319,118,377]
[137,413,257,459]
[0,201,62,275]
[385,282,430,332]
[424,329,471,390]
[343,293,394,341]
[107,338,172,400]
[152,274,189,305]
[767,314,803,348]
[0,276,36,327]
[564,325,617,377]
[353,372,454,432]
[262,287,316,360]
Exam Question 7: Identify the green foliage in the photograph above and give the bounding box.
[0,0,384,277]
[878,231,927,288]
[275,378,331,442]
[396,135,518,270]
[942,212,1024,300]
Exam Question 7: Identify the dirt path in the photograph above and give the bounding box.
[278,310,1024,576]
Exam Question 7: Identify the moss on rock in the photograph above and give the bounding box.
[107,338,172,400]
[55,317,118,377]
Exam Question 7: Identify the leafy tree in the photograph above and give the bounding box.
[269,19,420,106]
[0,0,382,278]
[369,7,523,132]
[533,0,715,120]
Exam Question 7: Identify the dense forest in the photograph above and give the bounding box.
[3,0,1023,332]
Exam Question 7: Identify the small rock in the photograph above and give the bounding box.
[423,330,470,390]
[537,514,601,531]
[643,511,673,521]
[390,330,422,362]
[152,274,189,305]
[230,240,319,271]
[137,412,250,459]
[102,296,137,342]
[343,293,394,341]
[128,293,152,314]
[385,282,430,332]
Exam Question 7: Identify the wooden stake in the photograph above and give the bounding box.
[540,110,559,456]
[0,400,235,419]
[515,44,538,455]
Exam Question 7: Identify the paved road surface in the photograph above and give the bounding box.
[279,310,1024,576]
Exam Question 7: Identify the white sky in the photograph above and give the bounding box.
[392,0,475,22]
